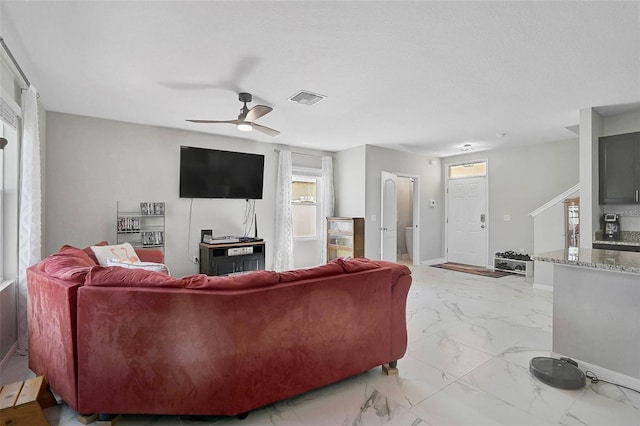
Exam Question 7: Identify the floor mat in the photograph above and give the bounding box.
[431,262,514,278]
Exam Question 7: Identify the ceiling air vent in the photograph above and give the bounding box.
[288,90,326,106]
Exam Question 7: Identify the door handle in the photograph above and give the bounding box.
[636,189,639,203]
[480,213,486,223]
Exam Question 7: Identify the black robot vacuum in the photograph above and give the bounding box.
[529,357,586,390]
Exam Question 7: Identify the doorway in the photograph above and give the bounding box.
[445,161,488,267]
[380,171,420,265]
[397,177,416,264]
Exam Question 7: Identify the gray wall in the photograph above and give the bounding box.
[363,145,442,262]
[334,145,366,218]
[45,112,331,278]
[446,138,579,263]
[335,145,443,263]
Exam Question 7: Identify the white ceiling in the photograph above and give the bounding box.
[1,1,639,156]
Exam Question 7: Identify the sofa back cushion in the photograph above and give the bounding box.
[331,257,410,285]
[184,270,280,290]
[85,266,184,288]
[331,257,380,273]
[40,246,96,284]
[372,260,411,283]
[278,262,343,283]
[82,240,109,264]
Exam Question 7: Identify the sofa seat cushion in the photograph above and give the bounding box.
[184,270,280,290]
[106,258,170,275]
[40,246,96,284]
[85,266,184,288]
[278,263,343,283]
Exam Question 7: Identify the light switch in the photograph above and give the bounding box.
[371,215,377,222]
[503,214,511,222]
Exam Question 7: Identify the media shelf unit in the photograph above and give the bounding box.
[493,256,533,278]
[116,202,165,253]
[199,241,266,276]
[326,217,364,262]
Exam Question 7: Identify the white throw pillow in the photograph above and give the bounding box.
[91,242,140,266]
[106,258,170,275]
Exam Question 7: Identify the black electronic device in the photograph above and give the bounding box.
[179,146,264,199]
[530,357,585,390]
[238,237,263,243]
[201,229,213,243]
[602,213,620,240]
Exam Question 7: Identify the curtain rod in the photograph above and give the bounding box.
[273,149,334,159]
[0,36,39,97]
[0,37,30,85]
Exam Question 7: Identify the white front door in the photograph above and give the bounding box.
[381,171,397,261]
[447,176,487,266]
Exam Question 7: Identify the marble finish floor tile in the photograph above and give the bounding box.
[499,328,553,369]
[559,381,640,426]
[3,263,639,425]
[357,355,456,409]
[409,330,494,378]
[411,380,556,426]
[460,356,584,424]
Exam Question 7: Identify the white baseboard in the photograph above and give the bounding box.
[551,352,640,392]
[420,257,445,266]
[0,341,18,372]
[533,283,553,292]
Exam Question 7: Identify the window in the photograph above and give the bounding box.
[448,161,487,179]
[292,172,320,239]
[0,121,19,280]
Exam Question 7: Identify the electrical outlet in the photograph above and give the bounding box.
[192,256,199,264]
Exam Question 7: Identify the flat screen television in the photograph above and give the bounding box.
[179,146,264,199]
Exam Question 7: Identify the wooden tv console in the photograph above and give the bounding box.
[199,241,266,276]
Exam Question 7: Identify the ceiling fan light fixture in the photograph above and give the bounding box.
[237,123,252,132]
[461,143,473,151]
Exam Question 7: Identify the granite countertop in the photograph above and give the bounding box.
[535,248,640,275]
[593,231,640,247]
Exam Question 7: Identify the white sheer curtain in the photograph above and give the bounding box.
[17,85,42,354]
[273,150,293,271]
[320,156,334,263]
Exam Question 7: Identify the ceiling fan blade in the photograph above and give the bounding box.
[252,123,280,137]
[245,105,273,122]
[186,119,241,124]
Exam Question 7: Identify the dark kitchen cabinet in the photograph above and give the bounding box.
[599,132,640,204]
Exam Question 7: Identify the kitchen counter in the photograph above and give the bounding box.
[592,239,640,247]
[536,248,640,388]
[593,230,640,248]
[535,247,640,274]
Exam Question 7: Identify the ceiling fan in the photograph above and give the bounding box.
[186,92,280,137]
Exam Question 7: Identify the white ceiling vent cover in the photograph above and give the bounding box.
[288,90,326,106]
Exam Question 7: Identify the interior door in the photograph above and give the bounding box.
[381,171,398,261]
[447,176,487,266]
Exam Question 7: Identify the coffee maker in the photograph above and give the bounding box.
[603,213,621,240]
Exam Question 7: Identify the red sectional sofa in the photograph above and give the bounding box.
[27,244,412,418]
